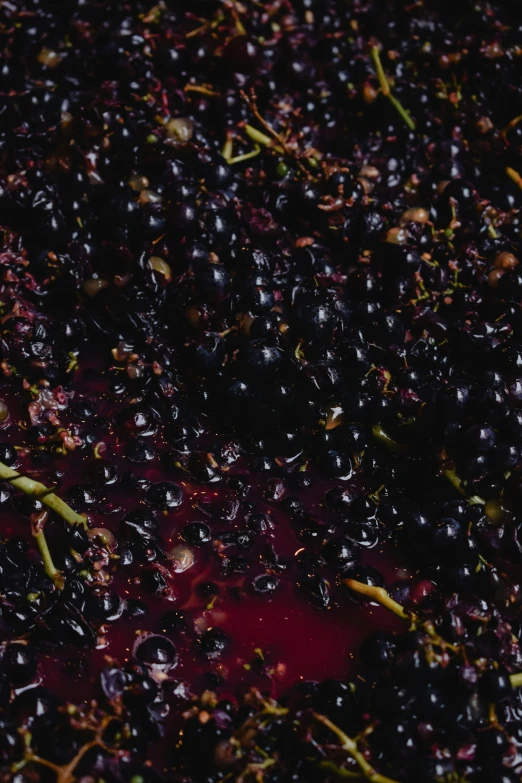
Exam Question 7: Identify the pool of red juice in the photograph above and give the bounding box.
[0,351,407,774]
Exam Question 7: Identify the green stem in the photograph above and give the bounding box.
[228,145,261,165]
[313,713,401,783]
[33,529,62,587]
[443,466,466,495]
[388,93,416,132]
[0,461,88,528]
[319,761,365,779]
[443,466,484,504]
[506,166,522,190]
[370,46,415,131]
[244,124,284,153]
[370,46,391,96]
[372,424,410,454]
[222,133,234,162]
[252,689,289,717]
[344,579,411,621]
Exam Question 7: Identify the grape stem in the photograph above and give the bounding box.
[506,166,522,190]
[244,690,401,783]
[440,454,485,504]
[369,45,416,131]
[344,579,411,621]
[32,528,62,588]
[0,460,87,586]
[313,712,401,783]
[229,144,262,165]
[244,123,283,152]
[0,461,88,528]
[372,424,410,454]
[240,88,311,175]
[18,713,111,783]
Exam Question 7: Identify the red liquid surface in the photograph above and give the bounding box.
[0,351,406,773]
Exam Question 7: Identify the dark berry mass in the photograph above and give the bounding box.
[0,2,522,783]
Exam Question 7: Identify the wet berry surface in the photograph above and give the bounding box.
[3,2,522,782]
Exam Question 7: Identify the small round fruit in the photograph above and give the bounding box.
[182,522,211,546]
[197,628,229,658]
[145,481,183,509]
[135,635,177,667]
[2,643,37,686]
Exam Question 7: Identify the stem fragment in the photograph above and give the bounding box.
[240,89,311,174]
[443,466,467,495]
[33,529,62,587]
[244,123,283,152]
[372,424,410,454]
[388,94,416,132]
[506,166,522,190]
[369,46,415,131]
[441,459,485,504]
[0,461,88,528]
[313,712,400,783]
[344,579,411,621]
[222,132,234,162]
[370,46,390,96]
[229,144,261,165]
